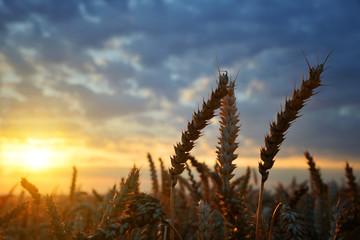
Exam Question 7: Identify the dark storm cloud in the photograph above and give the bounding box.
[1,0,360,161]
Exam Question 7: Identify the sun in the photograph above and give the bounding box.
[1,138,71,172]
[21,148,52,170]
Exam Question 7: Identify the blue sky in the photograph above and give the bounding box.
[1,0,360,192]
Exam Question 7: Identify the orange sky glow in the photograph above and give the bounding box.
[1,127,358,195]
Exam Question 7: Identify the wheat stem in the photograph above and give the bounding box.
[268,202,284,240]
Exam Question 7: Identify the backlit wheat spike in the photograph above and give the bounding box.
[305,151,330,239]
[147,153,159,198]
[231,166,250,197]
[91,193,164,240]
[20,178,42,205]
[0,202,29,228]
[169,72,229,185]
[252,167,258,185]
[108,167,140,220]
[169,72,228,240]
[345,162,359,206]
[141,223,159,240]
[100,167,140,228]
[259,59,328,182]
[329,201,344,240]
[287,182,308,208]
[256,54,330,240]
[334,207,360,240]
[189,156,211,202]
[216,80,240,194]
[303,194,318,239]
[305,151,327,196]
[70,166,77,202]
[92,189,103,202]
[45,195,68,240]
[98,184,116,223]
[197,200,214,240]
[159,157,171,213]
[280,204,304,240]
[185,163,201,202]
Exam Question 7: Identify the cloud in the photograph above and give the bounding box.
[0,0,359,167]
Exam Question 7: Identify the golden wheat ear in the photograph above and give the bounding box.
[256,53,330,240]
[147,153,159,198]
[69,166,77,202]
[45,195,68,240]
[0,202,29,228]
[197,200,214,240]
[20,178,42,205]
[169,71,229,186]
[345,162,359,206]
[216,79,240,194]
[169,70,229,240]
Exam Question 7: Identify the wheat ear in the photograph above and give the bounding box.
[334,207,360,240]
[197,200,214,240]
[20,178,42,205]
[280,204,304,239]
[185,163,201,201]
[169,72,228,240]
[216,80,240,194]
[255,53,331,240]
[45,195,67,240]
[159,157,171,214]
[345,162,359,206]
[147,153,159,198]
[0,202,29,228]
[70,166,77,202]
[189,155,211,201]
[305,151,330,239]
[305,151,327,196]
[169,72,229,185]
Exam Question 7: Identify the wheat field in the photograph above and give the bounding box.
[1,55,359,240]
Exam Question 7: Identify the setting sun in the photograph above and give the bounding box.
[1,138,71,172]
[20,148,52,170]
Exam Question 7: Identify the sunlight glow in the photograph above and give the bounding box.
[1,138,71,172]
[20,148,52,170]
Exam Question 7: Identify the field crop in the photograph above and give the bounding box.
[1,55,359,240]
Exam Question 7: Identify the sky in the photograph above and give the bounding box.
[0,0,360,194]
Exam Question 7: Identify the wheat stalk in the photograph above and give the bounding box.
[169,71,229,240]
[287,182,308,208]
[185,163,201,202]
[305,151,330,239]
[305,151,327,196]
[169,72,229,184]
[20,178,42,205]
[0,202,29,228]
[147,153,159,198]
[70,166,77,202]
[216,79,240,195]
[189,156,211,201]
[197,200,214,240]
[345,162,359,206]
[334,207,360,240]
[45,195,68,240]
[255,53,331,240]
